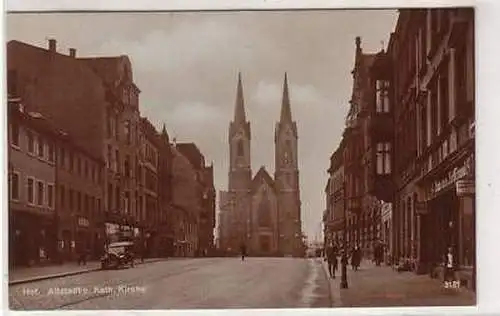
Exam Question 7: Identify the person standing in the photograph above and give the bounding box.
[240,243,247,261]
[325,243,338,278]
[443,246,456,282]
[351,245,361,271]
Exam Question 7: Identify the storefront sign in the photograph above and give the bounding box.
[432,156,473,194]
[78,217,89,228]
[456,179,475,196]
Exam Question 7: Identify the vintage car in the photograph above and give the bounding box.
[101,241,135,270]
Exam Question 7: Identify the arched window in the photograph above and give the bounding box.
[237,140,244,157]
[258,192,271,227]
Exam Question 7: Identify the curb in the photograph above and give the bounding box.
[8,258,168,286]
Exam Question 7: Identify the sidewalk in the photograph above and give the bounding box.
[8,258,167,285]
[321,260,476,307]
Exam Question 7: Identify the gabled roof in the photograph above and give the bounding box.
[251,166,276,194]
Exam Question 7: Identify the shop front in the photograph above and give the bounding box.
[417,150,475,288]
[9,210,57,267]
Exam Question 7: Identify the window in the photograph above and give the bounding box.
[48,142,55,163]
[115,149,120,173]
[37,180,44,206]
[11,122,20,147]
[376,80,390,113]
[77,157,82,175]
[114,116,119,140]
[27,131,35,154]
[116,186,121,211]
[77,191,82,213]
[237,140,244,157]
[108,184,113,211]
[124,191,130,214]
[38,137,44,158]
[47,184,54,209]
[107,145,112,169]
[439,70,449,131]
[84,194,89,214]
[69,151,74,172]
[84,160,89,179]
[125,155,130,177]
[60,185,66,209]
[376,142,391,175]
[96,198,101,215]
[69,188,74,210]
[106,109,112,138]
[421,101,428,152]
[10,172,20,200]
[430,83,439,137]
[258,193,272,227]
[124,121,131,144]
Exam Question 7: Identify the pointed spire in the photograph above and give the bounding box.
[280,72,292,123]
[234,72,246,123]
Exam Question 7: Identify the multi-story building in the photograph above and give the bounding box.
[56,124,105,262]
[175,142,215,256]
[388,9,475,289]
[8,101,60,266]
[170,144,202,257]
[323,138,346,248]
[137,117,160,257]
[157,125,175,257]
[7,39,144,247]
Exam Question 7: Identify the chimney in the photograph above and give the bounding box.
[69,48,76,58]
[48,39,56,52]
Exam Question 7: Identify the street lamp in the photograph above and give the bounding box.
[340,179,349,289]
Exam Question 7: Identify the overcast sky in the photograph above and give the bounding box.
[7,10,398,240]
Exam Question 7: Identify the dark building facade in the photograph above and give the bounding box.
[7,39,145,248]
[388,9,475,289]
[328,8,475,291]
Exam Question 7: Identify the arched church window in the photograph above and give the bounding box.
[258,193,271,227]
[237,140,244,157]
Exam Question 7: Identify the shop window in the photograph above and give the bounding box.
[10,171,20,201]
[37,180,44,206]
[10,122,19,147]
[375,80,390,113]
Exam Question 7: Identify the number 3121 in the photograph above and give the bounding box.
[444,280,460,289]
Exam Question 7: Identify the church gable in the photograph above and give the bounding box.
[251,166,276,194]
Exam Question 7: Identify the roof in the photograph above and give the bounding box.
[251,166,276,193]
[175,143,205,170]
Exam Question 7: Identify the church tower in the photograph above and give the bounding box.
[228,73,252,246]
[274,73,302,256]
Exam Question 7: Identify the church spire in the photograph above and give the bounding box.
[234,72,246,123]
[280,72,292,123]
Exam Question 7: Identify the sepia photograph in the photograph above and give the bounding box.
[5,6,477,311]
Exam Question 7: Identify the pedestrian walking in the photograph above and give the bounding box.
[324,243,338,278]
[240,243,247,261]
[351,245,361,271]
[77,247,87,266]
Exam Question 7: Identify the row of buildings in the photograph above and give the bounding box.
[323,8,475,290]
[7,39,216,267]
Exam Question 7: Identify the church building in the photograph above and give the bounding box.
[218,73,302,257]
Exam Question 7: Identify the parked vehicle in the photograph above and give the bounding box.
[101,241,135,270]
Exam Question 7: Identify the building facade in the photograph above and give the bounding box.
[8,101,60,266]
[388,9,475,289]
[323,139,346,248]
[7,39,145,249]
[219,73,303,257]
